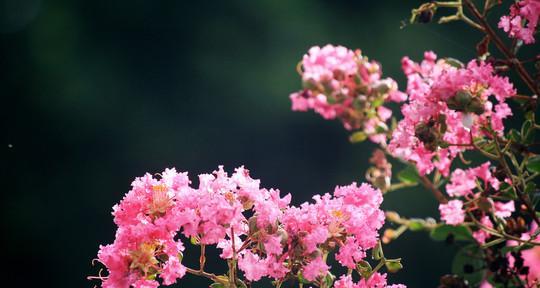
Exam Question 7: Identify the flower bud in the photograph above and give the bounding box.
[385,211,401,222]
[415,122,438,151]
[467,97,485,115]
[382,228,395,244]
[418,9,434,23]
[447,90,472,112]
[277,228,289,246]
[413,3,437,24]
[248,216,259,235]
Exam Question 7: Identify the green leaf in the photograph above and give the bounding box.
[509,129,521,143]
[525,111,535,121]
[371,97,385,108]
[500,244,534,255]
[349,131,368,143]
[482,142,497,155]
[452,244,486,286]
[525,181,537,195]
[372,241,384,260]
[210,283,226,288]
[430,225,473,242]
[521,120,535,144]
[326,96,337,104]
[297,272,311,284]
[323,272,335,287]
[385,259,403,273]
[527,155,540,173]
[356,260,373,279]
[397,166,419,184]
[445,58,464,68]
[408,219,426,231]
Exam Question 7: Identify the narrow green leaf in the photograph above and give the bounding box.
[509,129,521,143]
[397,166,419,184]
[527,156,540,173]
[350,131,368,143]
[521,120,534,144]
[372,241,384,260]
[430,225,473,242]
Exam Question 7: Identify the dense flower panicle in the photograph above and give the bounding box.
[290,44,406,144]
[95,167,403,287]
[498,0,540,44]
[276,182,388,283]
[440,162,515,234]
[388,52,515,175]
[334,274,407,288]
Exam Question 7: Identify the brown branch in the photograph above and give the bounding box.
[462,0,539,96]
[186,267,219,282]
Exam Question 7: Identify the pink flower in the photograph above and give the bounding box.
[133,279,159,288]
[499,0,540,44]
[161,258,186,285]
[522,246,540,283]
[336,237,366,269]
[508,224,540,284]
[238,252,268,281]
[290,44,406,143]
[302,256,329,281]
[439,200,465,225]
[334,275,357,288]
[264,235,283,256]
[446,168,477,197]
[95,167,397,287]
[217,234,242,259]
[473,216,493,244]
[334,273,406,288]
[493,201,515,219]
[389,53,515,175]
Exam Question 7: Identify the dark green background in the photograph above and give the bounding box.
[2,0,535,287]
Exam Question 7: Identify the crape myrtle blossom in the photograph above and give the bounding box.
[439,200,466,225]
[498,0,540,44]
[388,52,515,176]
[290,44,406,144]
[95,167,404,287]
[97,168,190,288]
[505,224,540,285]
[334,274,407,288]
[439,162,516,241]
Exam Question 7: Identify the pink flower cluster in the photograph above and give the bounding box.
[334,274,406,288]
[502,224,540,286]
[95,167,404,287]
[499,0,540,44]
[290,44,406,144]
[97,169,191,288]
[438,162,515,237]
[388,52,515,176]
